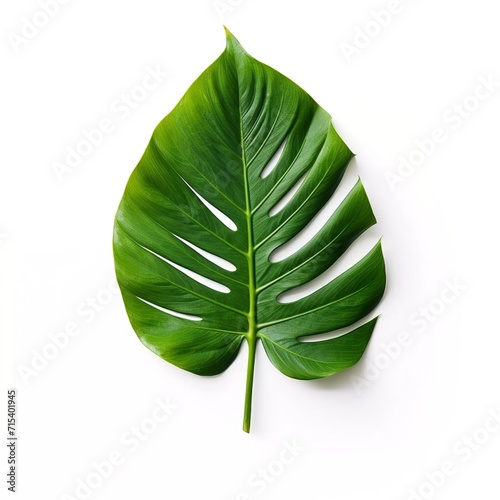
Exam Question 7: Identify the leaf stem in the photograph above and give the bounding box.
[242,198,257,432]
[243,332,256,433]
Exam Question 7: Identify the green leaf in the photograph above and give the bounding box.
[113,28,386,432]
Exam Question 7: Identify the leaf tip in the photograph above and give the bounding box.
[223,26,245,54]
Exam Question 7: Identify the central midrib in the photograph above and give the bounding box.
[236,63,258,433]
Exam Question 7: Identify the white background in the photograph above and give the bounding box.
[1,0,500,499]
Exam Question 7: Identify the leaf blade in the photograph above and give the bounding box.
[113,29,386,431]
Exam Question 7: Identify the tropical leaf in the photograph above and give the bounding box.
[113,28,386,432]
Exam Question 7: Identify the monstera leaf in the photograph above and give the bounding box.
[113,29,385,432]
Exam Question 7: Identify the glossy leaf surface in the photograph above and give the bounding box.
[113,29,386,432]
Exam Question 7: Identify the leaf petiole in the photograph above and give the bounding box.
[243,334,257,433]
